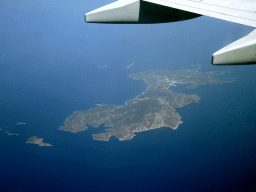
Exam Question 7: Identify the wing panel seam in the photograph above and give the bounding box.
[186,0,256,14]
[157,0,256,21]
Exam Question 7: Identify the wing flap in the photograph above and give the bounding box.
[145,0,256,27]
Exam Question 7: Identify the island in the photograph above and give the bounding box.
[5,131,19,136]
[59,69,235,141]
[26,136,52,147]
[16,122,26,125]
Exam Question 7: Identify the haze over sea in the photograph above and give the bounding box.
[1,1,256,191]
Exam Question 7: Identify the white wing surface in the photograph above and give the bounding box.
[85,0,256,65]
[145,0,256,28]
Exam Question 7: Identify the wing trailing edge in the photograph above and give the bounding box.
[85,0,200,24]
[146,0,256,28]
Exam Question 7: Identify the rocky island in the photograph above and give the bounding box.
[59,69,235,141]
[26,136,52,147]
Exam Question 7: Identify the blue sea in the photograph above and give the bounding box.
[1,61,256,192]
[1,1,256,192]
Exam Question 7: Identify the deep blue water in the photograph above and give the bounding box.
[1,1,256,191]
[1,62,256,192]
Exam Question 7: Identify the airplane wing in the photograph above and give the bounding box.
[85,0,256,65]
[146,0,256,28]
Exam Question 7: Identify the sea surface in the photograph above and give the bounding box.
[1,62,256,192]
